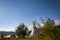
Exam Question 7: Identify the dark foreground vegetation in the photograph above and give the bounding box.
[0,18,60,40]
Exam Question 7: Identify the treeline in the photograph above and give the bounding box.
[15,18,60,40]
[0,18,60,40]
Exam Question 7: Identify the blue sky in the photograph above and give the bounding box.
[0,0,60,31]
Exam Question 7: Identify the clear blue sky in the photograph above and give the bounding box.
[0,0,60,31]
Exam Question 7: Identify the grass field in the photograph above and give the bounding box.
[0,38,33,40]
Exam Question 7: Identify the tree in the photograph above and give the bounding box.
[44,18,55,27]
[33,18,56,40]
[15,23,28,38]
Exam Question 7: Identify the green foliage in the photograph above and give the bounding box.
[33,18,60,40]
[0,18,60,40]
[55,25,60,40]
[15,23,28,38]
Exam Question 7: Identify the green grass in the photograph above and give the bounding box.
[0,38,33,40]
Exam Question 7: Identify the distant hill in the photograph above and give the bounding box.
[0,31,15,35]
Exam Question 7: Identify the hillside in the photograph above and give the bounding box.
[0,31,15,35]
